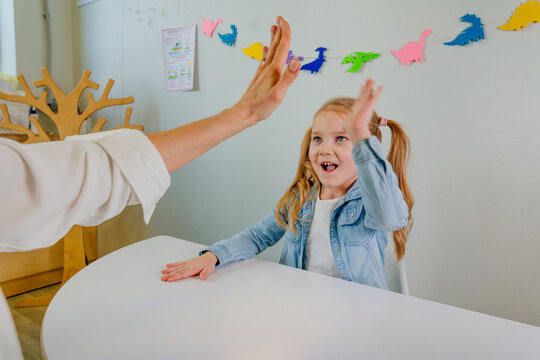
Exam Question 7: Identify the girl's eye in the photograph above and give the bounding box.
[312,136,322,143]
[336,136,347,142]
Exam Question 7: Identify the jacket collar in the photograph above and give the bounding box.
[308,179,362,205]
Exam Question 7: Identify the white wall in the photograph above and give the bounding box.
[10,0,74,93]
[72,0,540,326]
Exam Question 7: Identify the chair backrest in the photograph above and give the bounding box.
[0,81,29,134]
[384,246,409,295]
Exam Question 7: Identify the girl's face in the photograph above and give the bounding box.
[309,110,358,200]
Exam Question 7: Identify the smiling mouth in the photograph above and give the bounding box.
[321,162,338,173]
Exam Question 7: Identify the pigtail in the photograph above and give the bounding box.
[385,120,414,261]
[275,128,319,235]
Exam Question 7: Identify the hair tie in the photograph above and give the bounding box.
[379,117,388,126]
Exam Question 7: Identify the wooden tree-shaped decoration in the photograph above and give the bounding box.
[0,68,143,307]
[0,67,143,141]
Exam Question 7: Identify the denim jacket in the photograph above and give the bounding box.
[202,136,409,289]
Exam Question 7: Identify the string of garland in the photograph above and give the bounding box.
[179,0,540,73]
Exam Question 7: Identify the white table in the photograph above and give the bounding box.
[42,236,540,359]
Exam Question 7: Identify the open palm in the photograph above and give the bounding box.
[342,79,383,143]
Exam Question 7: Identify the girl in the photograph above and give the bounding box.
[161,79,413,289]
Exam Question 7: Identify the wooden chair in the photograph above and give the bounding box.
[0,68,143,307]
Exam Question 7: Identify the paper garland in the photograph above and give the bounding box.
[499,0,540,30]
[444,14,485,46]
[185,1,538,74]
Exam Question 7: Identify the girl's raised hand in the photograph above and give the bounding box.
[342,79,384,143]
[161,251,218,282]
[231,16,301,126]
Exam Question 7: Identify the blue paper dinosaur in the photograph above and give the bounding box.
[300,47,327,74]
[219,25,238,47]
[444,14,485,46]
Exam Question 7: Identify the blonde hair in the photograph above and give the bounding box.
[275,97,414,260]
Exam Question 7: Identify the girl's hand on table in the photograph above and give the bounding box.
[161,251,218,282]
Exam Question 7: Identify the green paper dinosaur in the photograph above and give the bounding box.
[341,52,381,72]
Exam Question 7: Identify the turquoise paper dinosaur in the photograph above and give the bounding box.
[444,14,485,46]
[219,25,238,47]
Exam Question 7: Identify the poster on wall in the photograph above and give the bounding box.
[161,25,196,92]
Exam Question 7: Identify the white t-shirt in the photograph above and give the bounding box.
[304,194,343,278]
[0,129,170,359]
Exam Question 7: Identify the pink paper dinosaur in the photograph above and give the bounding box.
[201,17,223,38]
[392,29,433,65]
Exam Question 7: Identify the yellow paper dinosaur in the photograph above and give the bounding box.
[242,42,263,61]
[499,0,540,30]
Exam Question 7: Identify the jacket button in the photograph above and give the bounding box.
[334,249,339,254]
[331,223,334,227]
[350,213,354,217]
[304,226,308,230]
[341,272,346,277]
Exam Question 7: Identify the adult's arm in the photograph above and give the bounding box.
[0,129,169,251]
[0,16,299,251]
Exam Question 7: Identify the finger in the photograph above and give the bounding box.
[166,261,185,267]
[264,16,283,65]
[199,266,214,280]
[163,265,190,277]
[161,272,179,281]
[244,45,269,93]
[163,264,186,273]
[261,46,269,63]
[165,268,199,282]
[264,17,282,63]
[268,17,291,69]
[166,271,195,282]
[357,78,375,102]
[161,273,176,281]
[274,58,301,99]
[371,85,383,104]
[270,25,277,46]
[161,265,185,274]
[363,85,383,110]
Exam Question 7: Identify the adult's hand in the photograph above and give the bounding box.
[231,16,301,125]
[148,16,300,173]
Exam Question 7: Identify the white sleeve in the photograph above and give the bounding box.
[0,129,170,252]
[0,288,24,360]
